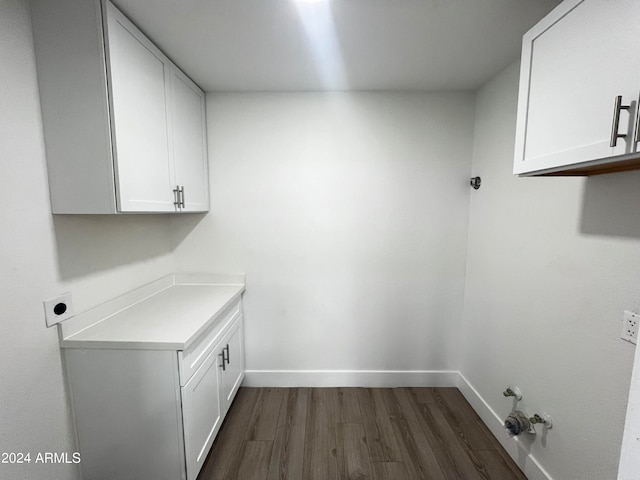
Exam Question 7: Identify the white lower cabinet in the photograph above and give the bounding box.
[182,347,223,480]
[181,313,245,480]
[64,306,244,480]
[219,318,245,413]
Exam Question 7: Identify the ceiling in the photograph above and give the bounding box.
[111,0,562,92]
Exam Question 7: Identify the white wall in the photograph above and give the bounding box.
[174,93,474,382]
[7,1,636,476]
[0,2,176,478]
[461,62,640,480]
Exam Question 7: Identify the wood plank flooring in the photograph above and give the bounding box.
[197,387,526,480]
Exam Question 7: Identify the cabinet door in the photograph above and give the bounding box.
[105,3,176,212]
[514,0,640,175]
[170,67,210,212]
[220,318,245,414]
[181,348,223,480]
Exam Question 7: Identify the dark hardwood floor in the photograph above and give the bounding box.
[197,387,526,480]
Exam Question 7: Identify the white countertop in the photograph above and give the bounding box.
[59,275,245,351]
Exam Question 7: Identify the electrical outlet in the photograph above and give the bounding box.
[43,293,74,327]
[621,310,638,345]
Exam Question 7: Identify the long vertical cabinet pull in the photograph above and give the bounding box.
[611,95,631,147]
[634,95,640,144]
[173,186,181,209]
[172,185,186,210]
[218,352,226,371]
[223,344,230,364]
[218,344,230,371]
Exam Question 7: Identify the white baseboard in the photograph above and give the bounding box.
[243,369,459,388]
[456,373,553,480]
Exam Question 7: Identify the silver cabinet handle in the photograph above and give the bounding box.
[173,186,181,207]
[610,95,631,147]
[223,344,230,364]
[634,96,640,144]
[173,186,185,209]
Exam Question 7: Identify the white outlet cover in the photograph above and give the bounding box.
[43,292,75,327]
[622,310,638,345]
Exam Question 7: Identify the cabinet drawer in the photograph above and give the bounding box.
[178,299,241,386]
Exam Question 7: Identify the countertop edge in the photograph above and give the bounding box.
[181,287,245,351]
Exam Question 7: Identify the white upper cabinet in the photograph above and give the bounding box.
[106,4,175,212]
[170,68,210,212]
[31,0,209,213]
[514,0,640,176]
